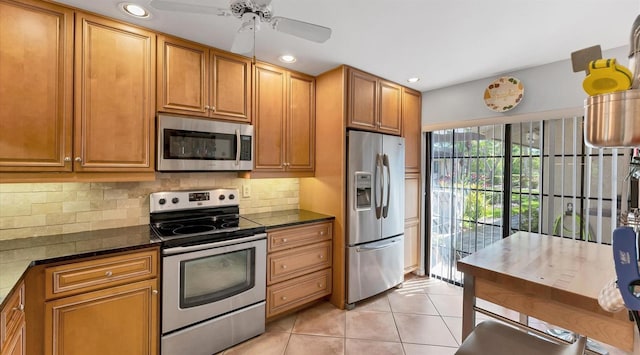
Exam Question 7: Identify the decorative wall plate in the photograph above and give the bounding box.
[483,76,524,112]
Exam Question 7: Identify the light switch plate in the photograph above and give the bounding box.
[242,184,251,198]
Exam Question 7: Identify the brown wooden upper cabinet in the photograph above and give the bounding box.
[74,13,156,172]
[402,87,422,173]
[0,0,74,172]
[0,3,155,174]
[253,62,315,175]
[347,67,402,136]
[157,36,251,123]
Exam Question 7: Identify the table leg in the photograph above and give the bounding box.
[462,273,476,341]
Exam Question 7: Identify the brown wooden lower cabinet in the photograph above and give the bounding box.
[1,282,26,355]
[44,278,158,355]
[266,221,333,319]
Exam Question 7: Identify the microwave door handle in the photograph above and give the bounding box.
[235,129,241,166]
[382,154,390,218]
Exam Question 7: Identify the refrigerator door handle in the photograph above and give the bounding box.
[375,154,383,219]
[382,154,391,218]
[356,238,399,252]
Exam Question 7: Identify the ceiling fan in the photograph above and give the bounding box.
[149,0,332,54]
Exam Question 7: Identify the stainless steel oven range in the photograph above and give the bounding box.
[149,188,266,355]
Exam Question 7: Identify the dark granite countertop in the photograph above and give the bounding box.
[0,225,159,307]
[243,209,335,229]
[0,209,334,308]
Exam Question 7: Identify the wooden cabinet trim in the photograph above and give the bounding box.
[45,249,158,300]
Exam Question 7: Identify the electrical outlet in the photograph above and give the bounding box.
[242,184,251,198]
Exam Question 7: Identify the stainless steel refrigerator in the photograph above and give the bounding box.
[346,130,405,306]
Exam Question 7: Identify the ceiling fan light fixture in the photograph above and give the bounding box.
[407,77,420,83]
[119,3,150,18]
[279,55,297,63]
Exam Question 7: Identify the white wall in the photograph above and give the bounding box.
[422,45,630,127]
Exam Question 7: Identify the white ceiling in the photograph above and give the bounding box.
[52,0,639,92]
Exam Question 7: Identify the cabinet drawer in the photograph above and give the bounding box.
[266,269,332,318]
[268,221,332,252]
[268,241,331,285]
[0,281,24,349]
[45,248,158,299]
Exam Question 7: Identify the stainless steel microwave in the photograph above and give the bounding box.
[157,114,253,171]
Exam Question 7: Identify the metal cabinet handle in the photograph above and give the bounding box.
[281,264,287,269]
[319,231,325,236]
[13,304,24,312]
[317,283,323,288]
[105,271,113,277]
[281,296,287,301]
[74,157,82,162]
[319,254,324,259]
[152,290,158,295]
[282,238,288,243]
[204,105,210,110]
[64,157,71,162]
[210,106,216,111]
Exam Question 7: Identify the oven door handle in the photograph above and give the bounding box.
[235,129,241,166]
[162,233,267,255]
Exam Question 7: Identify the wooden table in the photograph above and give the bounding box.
[457,232,638,353]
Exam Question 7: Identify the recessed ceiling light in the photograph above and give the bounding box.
[279,55,297,63]
[407,77,420,83]
[119,3,149,18]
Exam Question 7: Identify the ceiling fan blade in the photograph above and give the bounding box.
[271,17,331,43]
[230,30,254,54]
[149,0,228,15]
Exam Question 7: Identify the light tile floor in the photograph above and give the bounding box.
[220,276,633,355]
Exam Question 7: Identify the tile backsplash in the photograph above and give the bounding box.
[0,173,299,241]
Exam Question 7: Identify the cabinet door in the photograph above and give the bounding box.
[157,36,208,116]
[1,281,25,354]
[286,72,315,172]
[404,174,421,273]
[378,80,402,136]
[347,68,378,131]
[253,63,286,171]
[0,0,73,172]
[210,50,251,122]
[403,87,422,173]
[45,279,158,355]
[74,14,155,172]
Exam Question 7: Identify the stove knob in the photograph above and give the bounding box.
[218,194,225,200]
[229,194,235,200]
[172,197,180,204]
[158,198,166,205]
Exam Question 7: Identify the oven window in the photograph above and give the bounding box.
[179,248,255,308]
[165,129,235,160]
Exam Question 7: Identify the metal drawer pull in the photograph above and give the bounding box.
[282,238,288,243]
[320,231,325,236]
[281,296,287,301]
[105,271,113,277]
[152,290,158,295]
[319,254,324,259]
[317,283,323,288]
[281,264,287,269]
[13,304,24,312]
